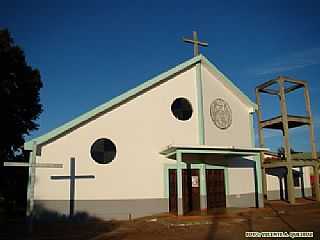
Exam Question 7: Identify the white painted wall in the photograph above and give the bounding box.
[201,64,252,147]
[228,168,255,195]
[201,63,255,196]
[303,166,312,188]
[34,60,261,203]
[267,175,280,191]
[266,166,312,199]
[34,66,199,200]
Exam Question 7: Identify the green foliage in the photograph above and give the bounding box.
[0,29,43,162]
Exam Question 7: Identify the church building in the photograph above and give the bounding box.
[24,50,268,220]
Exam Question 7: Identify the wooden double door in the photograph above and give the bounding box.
[206,169,226,209]
[169,169,200,214]
[169,168,226,214]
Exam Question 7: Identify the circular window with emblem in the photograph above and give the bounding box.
[90,138,116,164]
[210,98,232,129]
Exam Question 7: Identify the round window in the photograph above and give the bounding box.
[171,98,193,121]
[90,138,116,164]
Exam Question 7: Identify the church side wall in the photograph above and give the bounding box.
[33,66,199,220]
[227,167,257,207]
[266,166,312,200]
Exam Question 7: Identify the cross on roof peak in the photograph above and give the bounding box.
[183,31,208,57]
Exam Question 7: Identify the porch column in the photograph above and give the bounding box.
[262,167,267,199]
[176,151,183,215]
[199,164,207,210]
[279,177,284,200]
[254,156,264,208]
[299,167,305,198]
[287,164,295,204]
[260,152,267,199]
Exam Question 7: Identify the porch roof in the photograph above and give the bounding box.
[160,144,269,161]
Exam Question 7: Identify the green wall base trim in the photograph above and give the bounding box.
[227,193,263,208]
[177,198,183,216]
[200,195,207,210]
[34,199,169,221]
[266,188,312,200]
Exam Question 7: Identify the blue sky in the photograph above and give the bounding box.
[1,0,320,152]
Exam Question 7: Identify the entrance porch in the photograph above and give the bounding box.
[160,145,267,215]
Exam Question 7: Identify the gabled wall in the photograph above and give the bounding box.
[200,63,259,207]
[201,63,252,147]
[33,66,199,219]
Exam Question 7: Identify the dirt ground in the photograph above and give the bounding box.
[1,199,320,240]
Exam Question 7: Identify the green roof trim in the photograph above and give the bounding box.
[25,54,257,150]
[200,55,258,111]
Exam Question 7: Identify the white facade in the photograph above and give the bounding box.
[26,55,265,220]
[201,63,256,201]
[36,65,199,201]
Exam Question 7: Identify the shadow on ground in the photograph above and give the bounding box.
[206,199,320,240]
[1,199,320,240]
[0,205,123,240]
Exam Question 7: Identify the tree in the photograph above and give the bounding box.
[0,29,43,163]
[0,29,43,213]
